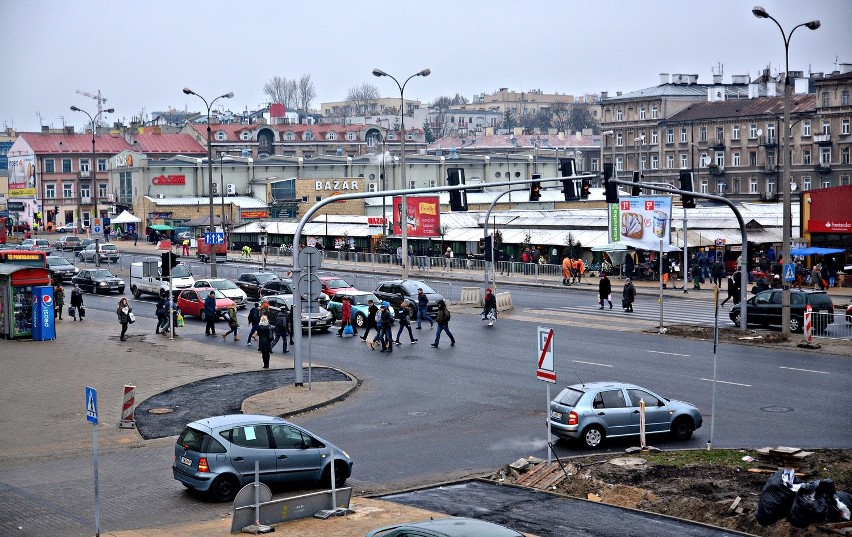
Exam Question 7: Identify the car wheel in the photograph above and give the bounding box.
[670,417,694,440]
[132,286,141,299]
[581,425,604,448]
[789,316,802,333]
[731,312,742,326]
[322,461,349,488]
[209,474,240,502]
[354,313,366,328]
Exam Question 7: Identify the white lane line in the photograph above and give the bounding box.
[572,360,613,367]
[647,350,691,357]
[700,378,751,387]
[779,366,830,375]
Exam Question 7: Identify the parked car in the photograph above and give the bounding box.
[235,272,281,300]
[366,518,524,537]
[55,223,77,233]
[173,414,352,502]
[72,269,125,294]
[326,290,382,328]
[193,278,247,309]
[21,238,52,251]
[46,255,79,282]
[318,276,358,297]
[374,279,443,317]
[548,381,703,448]
[258,278,295,298]
[263,294,335,332]
[54,235,81,251]
[177,288,235,321]
[176,230,193,242]
[11,222,30,232]
[73,238,96,256]
[78,243,120,263]
[729,289,835,333]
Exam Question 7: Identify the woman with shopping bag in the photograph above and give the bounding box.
[116,297,133,341]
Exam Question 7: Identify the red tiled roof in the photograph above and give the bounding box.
[21,133,132,154]
[133,133,206,154]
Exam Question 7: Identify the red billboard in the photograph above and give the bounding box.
[392,196,440,238]
[808,184,852,234]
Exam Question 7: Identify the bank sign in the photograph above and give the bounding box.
[608,196,673,251]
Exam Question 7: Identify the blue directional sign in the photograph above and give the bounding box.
[93,225,102,234]
[205,232,225,245]
[86,386,98,424]
[784,263,796,283]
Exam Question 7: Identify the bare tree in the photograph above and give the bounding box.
[296,74,316,112]
[263,76,289,105]
[549,102,572,133]
[429,94,469,137]
[346,83,380,116]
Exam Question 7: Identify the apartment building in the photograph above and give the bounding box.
[812,69,852,188]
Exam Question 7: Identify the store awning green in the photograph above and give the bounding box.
[149,224,174,231]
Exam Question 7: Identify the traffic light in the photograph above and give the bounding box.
[581,178,591,199]
[679,170,696,208]
[603,163,619,204]
[161,252,180,278]
[631,171,642,197]
[530,173,542,201]
[483,234,494,262]
[446,168,468,211]
[559,158,578,201]
[559,158,576,177]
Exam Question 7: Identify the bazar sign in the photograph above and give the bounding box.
[240,210,269,219]
[809,220,852,233]
[152,174,186,185]
[608,196,673,251]
[315,180,359,191]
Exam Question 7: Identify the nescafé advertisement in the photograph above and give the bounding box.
[391,195,440,238]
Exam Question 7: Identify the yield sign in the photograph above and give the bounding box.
[536,327,555,383]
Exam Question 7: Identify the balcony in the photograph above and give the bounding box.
[81,197,92,204]
[78,170,90,178]
[708,164,725,176]
[710,135,725,150]
[814,134,832,146]
[763,163,779,173]
[758,135,777,147]
[760,192,779,202]
[815,164,832,174]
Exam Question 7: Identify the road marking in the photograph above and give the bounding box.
[779,366,830,375]
[647,350,691,357]
[700,378,751,387]
[572,360,613,367]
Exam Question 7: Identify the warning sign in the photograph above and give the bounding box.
[536,327,555,383]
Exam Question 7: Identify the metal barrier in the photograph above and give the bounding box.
[812,312,852,340]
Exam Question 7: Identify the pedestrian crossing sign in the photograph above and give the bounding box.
[784,263,795,282]
[86,386,98,424]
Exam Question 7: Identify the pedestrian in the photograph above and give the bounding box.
[625,251,636,281]
[598,273,613,309]
[222,305,240,341]
[271,307,289,353]
[574,258,586,284]
[720,275,737,307]
[622,278,636,313]
[246,302,260,345]
[395,300,417,344]
[70,283,84,321]
[711,260,725,288]
[562,256,572,285]
[155,293,167,334]
[445,246,453,270]
[203,290,217,335]
[370,302,388,350]
[160,295,180,336]
[257,315,272,368]
[482,288,497,326]
[378,302,395,352]
[430,299,455,347]
[182,239,190,256]
[360,299,379,341]
[691,264,702,290]
[337,296,357,336]
[116,297,132,341]
[415,287,433,329]
[133,232,138,246]
[54,284,65,320]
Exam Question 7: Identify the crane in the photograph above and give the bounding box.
[75,89,109,126]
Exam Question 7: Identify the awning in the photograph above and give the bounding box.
[790,247,845,256]
[149,224,174,231]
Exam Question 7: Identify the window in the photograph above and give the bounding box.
[802,149,812,165]
[590,158,599,171]
[749,124,758,138]
[802,121,811,136]
[698,152,708,167]
[802,176,811,190]
[616,156,623,171]
[767,181,775,193]
[821,91,830,108]
[766,151,775,167]
[700,177,708,193]
[715,152,725,167]
[699,126,707,142]
[119,171,133,204]
[733,152,740,166]
[63,183,73,198]
[215,131,226,141]
[640,156,646,170]
[303,131,314,141]
[82,212,90,227]
[406,132,414,141]
[593,389,627,409]
[270,424,308,449]
[616,108,623,121]
[62,158,72,172]
[820,147,831,164]
[97,158,107,172]
[822,120,831,136]
[749,151,757,166]
[639,107,646,120]
[842,119,850,135]
[667,129,674,144]
[240,131,251,141]
[227,425,272,449]
[285,131,295,141]
[666,155,674,169]
[651,106,658,119]
[749,177,758,193]
[822,178,831,189]
[842,90,850,106]
[732,125,740,140]
[615,132,623,146]
[767,123,775,143]
[733,177,741,193]
[45,159,55,173]
[99,183,107,198]
[841,175,850,186]
[651,131,658,144]
[716,126,724,142]
[80,158,91,172]
[680,127,687,143]
[843,147,850,164]
[45,184,55,198]
[346,131,356,141]
[81,185,90,198]
[326,132,336,141]
[650,155,658,169]
[680,154,688,168]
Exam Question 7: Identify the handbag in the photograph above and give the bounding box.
[128,312,136,324]
[343,323,354,336]
[68,306,74,316]
[79,307,86,318]
[176,313,185,327]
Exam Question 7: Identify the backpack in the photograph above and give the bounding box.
[248,308,260,324]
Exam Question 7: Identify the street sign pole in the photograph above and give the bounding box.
[86,386,100,536]
[536,327,556,464]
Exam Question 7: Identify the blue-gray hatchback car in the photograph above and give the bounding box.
[173,414,353,501]
[549,381,703,448]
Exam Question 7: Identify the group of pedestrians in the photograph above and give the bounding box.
[561,256,587,285]
[598,273,635,312]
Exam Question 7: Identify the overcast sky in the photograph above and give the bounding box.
[2,0,850,133]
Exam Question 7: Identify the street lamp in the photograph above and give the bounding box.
[372,67,431,278]
[71,104,115,265]
[183,87,234,277]
[752,5,820,335]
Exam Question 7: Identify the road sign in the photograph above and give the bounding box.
[298,274,323,304]
[298,246,322,272]
[93,225,101,234]
[536,327,556,383]
[784,263,796,283]
[715,239,725,247]
[86,386,98,424]
[205,232,225,245]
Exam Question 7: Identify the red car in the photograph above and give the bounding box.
[319,276,358,297]
[177,287,235,321]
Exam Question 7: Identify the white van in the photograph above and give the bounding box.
[130,260,195,298]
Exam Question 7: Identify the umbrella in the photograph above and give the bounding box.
[149,224,174,232]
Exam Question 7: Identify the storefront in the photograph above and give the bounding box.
[801,184,852,285]
[0,266,53,339]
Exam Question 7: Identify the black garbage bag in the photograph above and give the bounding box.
[828,489,852,522]
[787,479,834,528]
[755,469,799,526]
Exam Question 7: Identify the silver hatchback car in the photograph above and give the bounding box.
[173,414,353,501]
[548,381,703,448]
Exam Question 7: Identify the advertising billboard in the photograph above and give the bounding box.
[8,154,37,198]
[392,196,441,238]
[607,196,673,251]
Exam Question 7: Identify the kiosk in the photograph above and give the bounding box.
[0,266,53,339]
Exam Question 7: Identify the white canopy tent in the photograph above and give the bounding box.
[110,210,141,224]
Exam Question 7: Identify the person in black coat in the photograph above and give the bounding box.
[271,307,289,352]
[70,284,84,321]
[622,278,636,312]
[360,299,379,341]
[394,300,417,345]
[257,316,272,369]
[598,274,613,309]
[482,288,497,326]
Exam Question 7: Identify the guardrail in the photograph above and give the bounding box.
[811,312,852,341]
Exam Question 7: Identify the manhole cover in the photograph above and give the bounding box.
[608,457,648,468]
[760,406,794,413]
[148,407,174,414]
[408,411,429,416]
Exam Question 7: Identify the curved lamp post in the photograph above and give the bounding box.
[183,87,234,277]
[372,68,430,278]
[752,6,820,335]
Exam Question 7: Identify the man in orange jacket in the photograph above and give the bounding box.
[561,257,573,285]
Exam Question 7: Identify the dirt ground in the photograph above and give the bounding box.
[658,324,852,356]
[492,449,852,536]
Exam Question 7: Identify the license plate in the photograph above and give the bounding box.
[180,456,193,466]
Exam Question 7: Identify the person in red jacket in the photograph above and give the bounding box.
[337,296,357,336]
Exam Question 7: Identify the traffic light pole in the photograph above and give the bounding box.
[483,188,527,290]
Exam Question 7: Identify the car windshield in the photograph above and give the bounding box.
[254,273,278,284]
[210,280,238,290]
[47,257,72,266]
[325,278,353,289]
[349,293,379,306]
[210,289,228,299]
[406,282,438,294]
[170,264,190,278]
[91,270,116,278]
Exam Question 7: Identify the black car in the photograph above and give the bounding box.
[46,255,79,282]
[729,289,835,333]
[72,268,126,294]
[73,238,97,257]
[374,279,444,317]
[235,272,280,300]
[258,278,295,298]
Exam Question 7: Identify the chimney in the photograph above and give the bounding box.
[64,126,74,134]
[732,75,750,84]
[42,125,49,133]
[713,74,723,84]
[660,73,670,85]
[601,91,608,99]
[616,91,622,97]
[840,63,852,74]
[749,81,760,99]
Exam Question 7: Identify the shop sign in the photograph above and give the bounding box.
[114,154,134,168]
[8,201,25,211]
[314,180,359,191]
[152,174,186,185]
[240,210,269,219]
[809,220,852,233]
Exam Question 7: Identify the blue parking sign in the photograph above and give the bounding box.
[86,386,98,424]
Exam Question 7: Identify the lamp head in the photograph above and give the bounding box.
[223,92,234,99]
[751,5,769,18]
[806,20,821,30]
[105,108,115,114]
[417,68,431,77]
[601,130,614,136]
[372,68,388,77]
[70,106,81,112]
[183,87,194,95]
